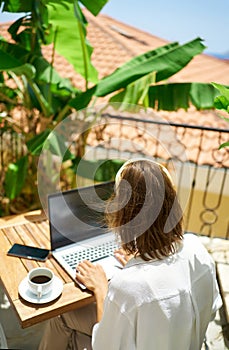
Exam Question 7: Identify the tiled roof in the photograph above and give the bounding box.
[0,10,229,167]
[1,10,229,87]
[42,10,171,89]
[86,11,229,85]
[43,10,229,89]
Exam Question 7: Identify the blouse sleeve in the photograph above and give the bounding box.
[92,296,135,350]
[210,257,223,319]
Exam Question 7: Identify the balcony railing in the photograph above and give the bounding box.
[0,112,228,239]
[85,112,229,239]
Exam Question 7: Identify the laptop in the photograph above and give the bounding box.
[48,181,122,289]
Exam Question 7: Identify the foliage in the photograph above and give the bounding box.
[212,82,229,149]
[0,0,225,215]
[111,82,219,111]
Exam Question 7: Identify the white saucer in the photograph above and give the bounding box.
[18,276,63,304]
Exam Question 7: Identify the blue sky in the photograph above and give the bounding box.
[0,0,228,56]
[101,0,229,56]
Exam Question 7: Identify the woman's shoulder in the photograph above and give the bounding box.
[181,232,214,265]
[183,232,200,241]
[109,263,146,292]
[182,232,206,249]
[107,285,146,313]
[107,262,150,309]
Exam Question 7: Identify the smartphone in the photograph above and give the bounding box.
[7,243,50,262]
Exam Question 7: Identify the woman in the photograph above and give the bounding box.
[39,158,222,350]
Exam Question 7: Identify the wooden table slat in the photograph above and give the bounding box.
[17,223,49,249]
[0,211,93,328]
[45,257,72,283]
[25,222,50,248]
[0,229,29,300]
[14,224,42,247]
[0,210,46,228]
[14,282,94,328]
[39,221,51,240]
[2,226,22,244]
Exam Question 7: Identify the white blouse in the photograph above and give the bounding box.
[92,233,222,350]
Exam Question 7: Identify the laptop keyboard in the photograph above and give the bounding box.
[61,240,119,269]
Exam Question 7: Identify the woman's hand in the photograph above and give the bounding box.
[114,248,134,267]
[76,260,108,322]
[76,260,108,297]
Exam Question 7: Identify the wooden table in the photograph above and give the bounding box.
[0,210,94,328]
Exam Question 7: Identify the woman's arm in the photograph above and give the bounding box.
[76,249,131,322]
[114,248,134,266]
[76,260,108,322]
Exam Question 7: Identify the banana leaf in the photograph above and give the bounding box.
[26,130,52,156]
[110,82,220,111]
[110,72,156,108]
[0,48,22,70]
[211,83,229,150]
[4,155,28,200]
[72,158,124,182]
[46,130,75,162]
[219,142,229,149]
[212,83,229,100]
[190,83,219,110]
[70,38,205,110]
[214,95,229,113]
[94,38,205,97]
[1,0,108,15]
[46,0,98,84]
[33,56,72,89]
[0,0,33,12]
[147,82,219,111]
[0,43,35,77]
[27,129,74,162]
[80,0,109,16]
[0,39,31,67]
[212,83,229,113]
[69,86,96,110]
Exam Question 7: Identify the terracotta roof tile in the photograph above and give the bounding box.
[0,10,229,167]
[1,11,229,86]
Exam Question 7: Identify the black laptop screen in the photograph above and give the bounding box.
[48,181,115,250]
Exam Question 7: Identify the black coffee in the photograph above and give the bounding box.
[31,275,51,284]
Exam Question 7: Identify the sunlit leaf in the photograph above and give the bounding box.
[80,0,109,16]
[46,0,98,84]
[0,39,30,70]
[214,95,229,112]
[46,130,75,161]
[212,82,229,100]
[1,0,32,12]
[72,158,124,181]
[219,142,229,149]
[26,129,51,156]
[190,83,219,109]
[110,72,156,108]
[11,63,36,78]
[148,83,217,111]
[95,38,205,97]
[0,47,23,69]
[5,155,28,199]
[69,86,96,110]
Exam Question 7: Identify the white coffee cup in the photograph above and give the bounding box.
[28,267,54,299]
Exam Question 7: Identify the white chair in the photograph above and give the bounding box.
[0,322,8,349]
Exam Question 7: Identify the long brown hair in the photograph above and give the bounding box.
[105,160,183,260]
